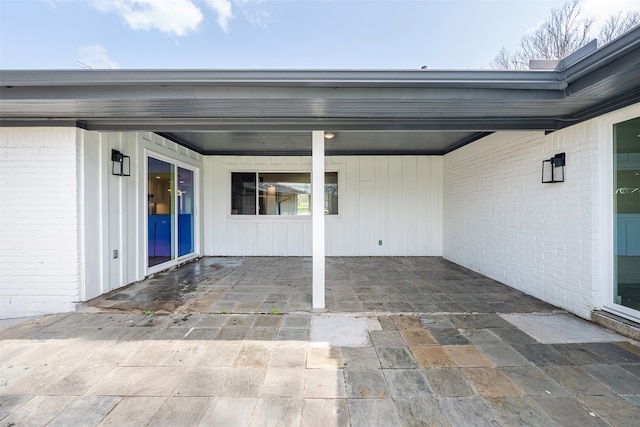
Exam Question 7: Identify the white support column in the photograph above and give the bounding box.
[312,130,325,309]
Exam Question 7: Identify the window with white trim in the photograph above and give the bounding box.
[231,172,338,215]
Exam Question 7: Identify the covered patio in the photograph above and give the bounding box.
[1,28,639,323]
[84,257,556,316]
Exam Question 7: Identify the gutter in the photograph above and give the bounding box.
[560,25,640,83]
[0,69,563,91]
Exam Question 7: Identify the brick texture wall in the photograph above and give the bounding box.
[443,128,599,319]
[0,127,80,318]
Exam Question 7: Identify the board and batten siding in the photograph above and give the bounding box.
[204,155,443,257]
[79,130,203,301]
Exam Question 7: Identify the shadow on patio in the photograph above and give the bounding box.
[83,257,557,315]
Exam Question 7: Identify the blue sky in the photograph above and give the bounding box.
[0,0,637,70]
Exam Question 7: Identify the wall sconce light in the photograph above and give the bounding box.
[111,149,130,177]
[542,152,565,183]
[324,132,335,140]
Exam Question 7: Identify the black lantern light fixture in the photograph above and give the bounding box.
[542,152,565,183]
[111,149,131,176]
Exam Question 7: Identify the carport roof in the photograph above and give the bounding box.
[1,27,640,155]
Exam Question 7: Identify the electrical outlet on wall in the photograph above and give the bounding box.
[378,240,382,246]
[113,250,118,259]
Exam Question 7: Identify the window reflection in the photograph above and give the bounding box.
[613,117,640,311]
[259,173,311,215]
[230,172,338,215]
[148,158,175,267]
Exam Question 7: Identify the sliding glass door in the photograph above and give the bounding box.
[178,167,194,257]
[613,117,640,315]
[148,156,197,269]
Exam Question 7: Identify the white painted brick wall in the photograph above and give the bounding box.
[0,127,80,318]
[443,127,599,319]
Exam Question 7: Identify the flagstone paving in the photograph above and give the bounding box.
[2,257,640,425]
[2,312,640,426]
[82,257,558,315]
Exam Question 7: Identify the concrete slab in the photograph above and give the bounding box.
[310,316,368,347]
[501,313,625,344]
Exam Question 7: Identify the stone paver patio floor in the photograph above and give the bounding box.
[83,257,557,315]
[2,257,640,425]
[2,311,640,426]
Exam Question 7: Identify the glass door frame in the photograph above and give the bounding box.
[601,107,640,322]
[145,150,200,275]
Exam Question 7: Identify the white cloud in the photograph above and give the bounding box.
[205,0,234,31]
[77,44,120,69]
[244,9,269,29]
[92,0,203,36]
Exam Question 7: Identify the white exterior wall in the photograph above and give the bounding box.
[0,128,203,318]
[204,155,443,256]
[79,130,203,301]
[443,104,640,319]
[0,127,80,318]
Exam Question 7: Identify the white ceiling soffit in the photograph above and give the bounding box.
[1,26,639,155]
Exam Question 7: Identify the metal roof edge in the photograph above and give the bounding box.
[1,28,638,93]
[561,25,640,83]
[0,68,563,90]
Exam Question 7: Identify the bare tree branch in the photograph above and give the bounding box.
[492,0,638,70]
[599,11,640,44]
